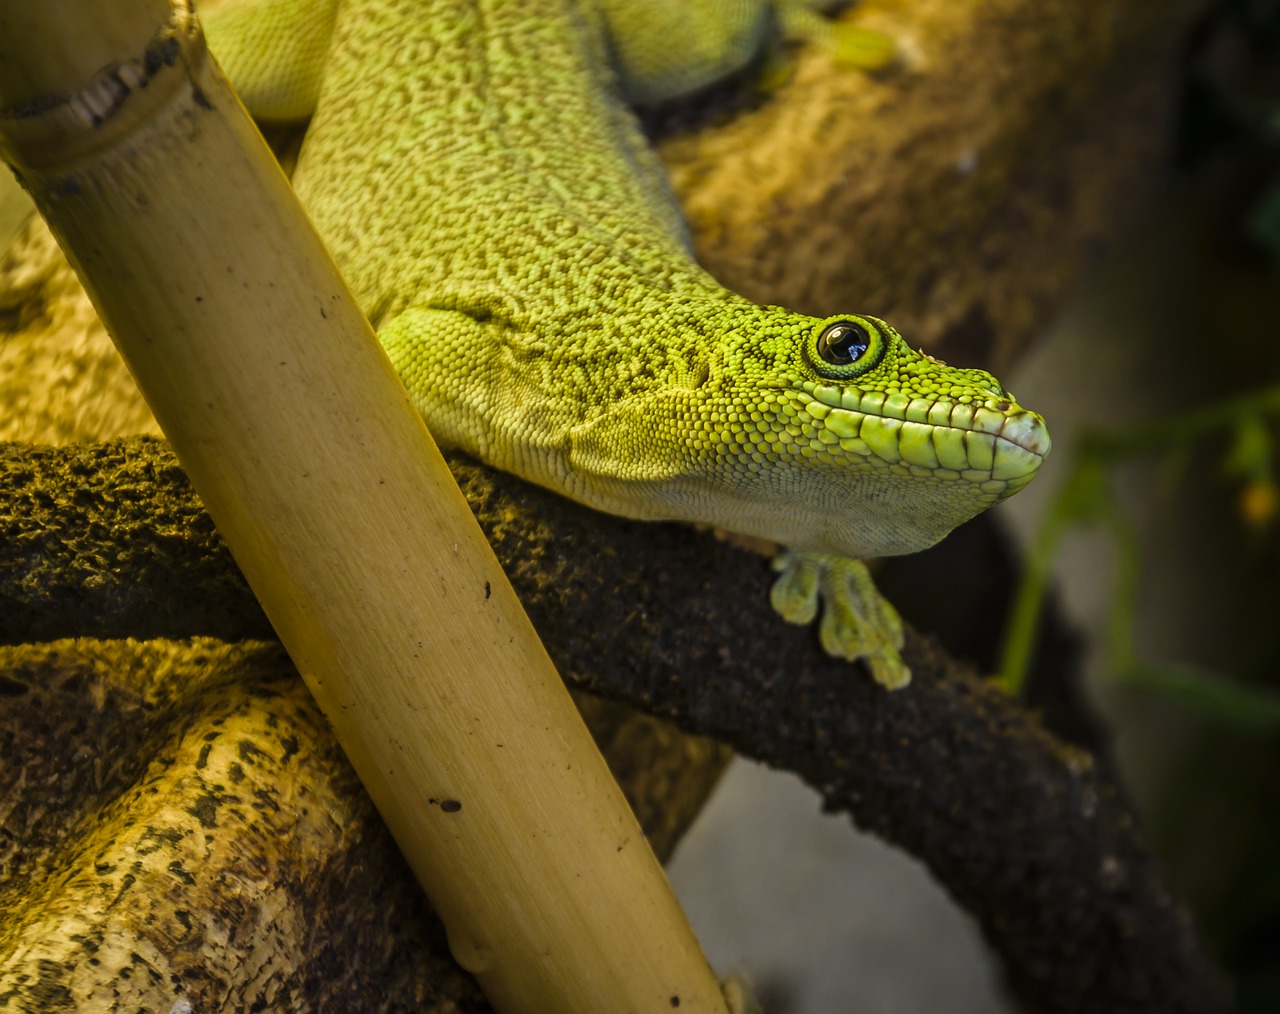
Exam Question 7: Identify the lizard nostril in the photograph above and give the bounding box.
[995,400,1011,412]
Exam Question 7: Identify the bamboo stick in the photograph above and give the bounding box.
[0,2,731,1011]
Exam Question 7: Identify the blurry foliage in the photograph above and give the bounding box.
[1000,387,1280,724]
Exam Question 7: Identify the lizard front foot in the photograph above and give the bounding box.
[770,550,909,689]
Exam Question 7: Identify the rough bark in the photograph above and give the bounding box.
[0,632,728,1012]
[0,438,1229,1014]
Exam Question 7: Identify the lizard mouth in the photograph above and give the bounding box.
[978,410,1051,493]
[989,407,1052,460]
[799,382,1051,487]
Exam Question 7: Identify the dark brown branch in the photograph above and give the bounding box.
[0,437,1229,1013]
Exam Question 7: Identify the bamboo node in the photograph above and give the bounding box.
[0,0,204,174]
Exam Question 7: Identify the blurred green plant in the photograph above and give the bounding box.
[998,384,1280,728]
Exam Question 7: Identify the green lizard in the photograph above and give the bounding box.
[201,0,1050,689]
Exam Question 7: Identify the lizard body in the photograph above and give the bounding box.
[204,0,1050,687]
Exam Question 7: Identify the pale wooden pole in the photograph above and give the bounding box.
[0,2,731,1011]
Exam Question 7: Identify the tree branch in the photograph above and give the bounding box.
[0,437,1228,1013]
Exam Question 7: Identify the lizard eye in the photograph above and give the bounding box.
[816,321,870,365]
[803,315,890,379]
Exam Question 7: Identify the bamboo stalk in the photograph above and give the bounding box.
[0,2,730,1011]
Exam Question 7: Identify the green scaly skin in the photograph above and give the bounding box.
[203,0,1050,689]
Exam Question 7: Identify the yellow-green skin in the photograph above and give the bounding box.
[204,0,1050,687]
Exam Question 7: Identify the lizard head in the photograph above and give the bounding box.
[685,308,1052,559]
[567,304,1049,560]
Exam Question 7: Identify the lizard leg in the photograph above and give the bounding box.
[375,306,495,459]
[595,0,774,107]
[200,0,339,123]
[770,550,909,689]
[773,2,896,72]
[596,0,894,105]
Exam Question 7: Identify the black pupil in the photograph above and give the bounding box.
[818,322,870,366]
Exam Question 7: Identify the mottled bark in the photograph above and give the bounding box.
[0,438,1228,1013]
[0,632,727,1012]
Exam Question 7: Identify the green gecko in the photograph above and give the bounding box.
[202,0,1050,689]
